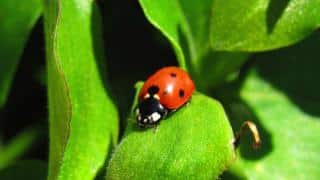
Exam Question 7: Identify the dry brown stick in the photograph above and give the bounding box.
[233,121,261,149]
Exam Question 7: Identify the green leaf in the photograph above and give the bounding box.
[197,51,249,88]
[107,82,235,179]
[0,0,42,107]
[44,0,119,179]
[0,127,39,169]
[0,160,47,180]
[221,31,320,179]
[138,0,320,88]
[211,0,320,51]
[138,0,249,90]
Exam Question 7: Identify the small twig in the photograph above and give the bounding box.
[233,121,261,149]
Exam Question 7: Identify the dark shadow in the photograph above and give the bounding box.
[177,25,250,92]
[91,3,125,135]
[96,0,176,137]
[255,30,320,116]
[214,29,320,163]
[94,136,115,180]
[0,160,48,180]
[90,6,125,178]
[232,99,273,160]
[177,25,203,90]
[177,25,192,72]
[91,2,134,139]
[220,171,245,180]
[91,3,111,94]
[213,30,320,177]
[0,19,48,161]
[266,0,291,33]
[212,62,273,161]
[198,50,249,91]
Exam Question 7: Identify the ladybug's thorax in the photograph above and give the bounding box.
[136,94,168,127]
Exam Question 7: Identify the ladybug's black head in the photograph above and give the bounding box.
[136,96,168,127]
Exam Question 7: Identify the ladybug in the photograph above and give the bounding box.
[136,66,195,127]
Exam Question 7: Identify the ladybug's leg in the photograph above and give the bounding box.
[152,124,159,133]
[233,121,261,149]
[160,108,169,120]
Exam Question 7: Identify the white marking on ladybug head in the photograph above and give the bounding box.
[143,118,148,123]
[144,93,150,99]
[136,108,140,116]
[150,112,161,122]
[153,94,160,100]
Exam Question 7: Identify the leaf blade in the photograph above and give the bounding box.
[210,0,320,51]
[107,83,235,179]
[44,0,119,179]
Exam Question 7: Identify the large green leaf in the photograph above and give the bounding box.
[138,0,249,90]
[211,0,320,51]
[221,31,320,179]
[44,0,119,179]
[0,0,42,107]
[138,0,320,89]
[107,82,235,179]
[140,0,320,53]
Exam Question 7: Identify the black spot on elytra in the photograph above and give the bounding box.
[170,73,177,77]
[148,85,159,95]
[179,89,185,98]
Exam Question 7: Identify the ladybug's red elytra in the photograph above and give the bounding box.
[136,66,195,127]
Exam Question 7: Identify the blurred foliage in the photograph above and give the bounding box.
[0,0,319,179]
[0,127,39,169]
[0,0,42,107]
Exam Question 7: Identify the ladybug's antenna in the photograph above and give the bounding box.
[233,121,261,149]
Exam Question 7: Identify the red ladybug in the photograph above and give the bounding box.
[136,66,195,127]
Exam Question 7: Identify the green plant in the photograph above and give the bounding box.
[0,0,319,179]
